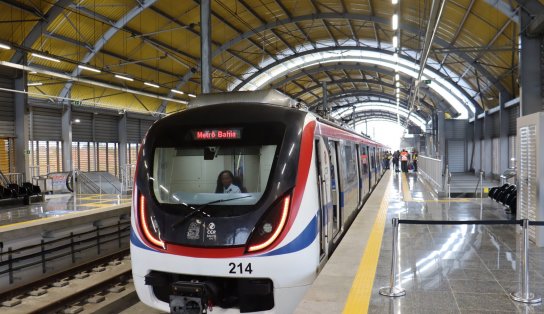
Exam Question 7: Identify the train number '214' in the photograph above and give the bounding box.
[228,262,253,274]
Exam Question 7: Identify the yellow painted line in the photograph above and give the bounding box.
[407,198,475,203]
[401,173,413,202]
[343,184,391,314]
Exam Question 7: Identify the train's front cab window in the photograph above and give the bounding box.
[150,125,282,209]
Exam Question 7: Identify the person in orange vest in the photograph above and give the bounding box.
[400,149,410,172]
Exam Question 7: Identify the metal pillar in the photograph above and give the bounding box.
[498,92,511,173]
[118,114,127,179]
[322,82,328,114]
[482,111,493,178]
[520,9,543,116]
[437,110,446,161]
[14,71,29,180]
[200,0,212,94]
[61,105,72,172]
[472,114,483,172]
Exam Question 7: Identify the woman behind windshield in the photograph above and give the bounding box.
[215,170,242,193]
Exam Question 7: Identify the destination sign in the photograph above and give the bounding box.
[192,128,242,140]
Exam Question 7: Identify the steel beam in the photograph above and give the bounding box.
[58,0,158,100]
[201,0,211,94]
[11,0,74,64]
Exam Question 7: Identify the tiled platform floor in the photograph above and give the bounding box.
[370,172,544,313]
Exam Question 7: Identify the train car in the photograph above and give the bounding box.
[131,90,387,314]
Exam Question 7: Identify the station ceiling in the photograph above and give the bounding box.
[0,0,537,124]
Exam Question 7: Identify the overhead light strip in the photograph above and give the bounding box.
[78,65,101,73]
[115,74,134,81]
[144,82,160,88]
[171,89,184,95]
[31,53,60,63]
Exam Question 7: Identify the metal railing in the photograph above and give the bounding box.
[75,171,101,194]
[417,155,445,192]
[3,173,24,186]
[0,220,130,285]
[120,164,135,194]
[380,218,543,304]
[29,165,51,178]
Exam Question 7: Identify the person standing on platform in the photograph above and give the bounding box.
[400,149,410,172]
[392,150,400,172]
[412,150,418,172]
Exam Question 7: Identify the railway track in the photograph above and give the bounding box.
[0,249,139,314]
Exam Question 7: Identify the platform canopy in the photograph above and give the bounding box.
[0,0,534,124]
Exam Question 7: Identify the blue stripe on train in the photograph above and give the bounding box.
[262,214,318,257]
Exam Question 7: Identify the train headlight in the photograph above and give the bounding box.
[262,223,273,233]
[246,193,291,253]
[138,192,166,249]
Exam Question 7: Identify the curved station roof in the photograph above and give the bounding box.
[0,0,537,129]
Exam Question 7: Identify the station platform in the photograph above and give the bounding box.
[297,171,543,314]
[0,194,131,227]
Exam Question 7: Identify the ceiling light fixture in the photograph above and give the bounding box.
[27,82,43,86]
[392,0,398,4]
[78,65,101,73]
[171,89,184,95]
[395,73,400,81]
[31,53,60,63]
[0,43,11,50]
[144,82,160,88]
[188,93,196,98]
[392,36,398,48]
[115,74,134,81]
[392,14,398,30]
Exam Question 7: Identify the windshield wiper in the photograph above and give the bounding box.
[170,195,251,230]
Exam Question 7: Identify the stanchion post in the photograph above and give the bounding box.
[379,218,406,297]
[510,219,541,303]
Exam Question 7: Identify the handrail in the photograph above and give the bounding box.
[76,171,101,194]
[95,171,122,194]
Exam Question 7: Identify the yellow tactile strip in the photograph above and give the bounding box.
[343,180,392,314]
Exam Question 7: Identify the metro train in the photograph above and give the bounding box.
[130,90,387,313]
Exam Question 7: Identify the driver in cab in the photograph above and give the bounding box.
[215,170,241,194]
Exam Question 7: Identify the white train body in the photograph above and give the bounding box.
[131,91,385,313]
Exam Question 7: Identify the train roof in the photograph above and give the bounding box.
[188,89,298,108]
[186,90,387,149]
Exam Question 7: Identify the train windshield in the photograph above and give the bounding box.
[152,145,277,206]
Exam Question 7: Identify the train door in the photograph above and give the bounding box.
[314,138,330,262]
[363,146,371,191]
[356,144,363,208]
[328,140,341,239]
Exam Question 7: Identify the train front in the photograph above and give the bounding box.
[130,103,319,313]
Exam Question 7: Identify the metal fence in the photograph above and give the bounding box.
[417,155,445,192]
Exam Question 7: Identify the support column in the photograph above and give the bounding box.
[482,112,493,178]
[322,82,328,114]
[14,71,29,180]
[437,110,446,161]
[472,115,483,172]
[200,0,212,94]
[520,9,543,116]
[118,114,127,178]
[498,92,511,173]
[61,105,72,171]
